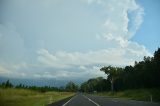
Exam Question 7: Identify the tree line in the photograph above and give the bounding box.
[0,80,79,92]
[80,48,160,92]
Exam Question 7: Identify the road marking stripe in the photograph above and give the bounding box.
[83,95,100,106]
[62,95,77,106]
[112,100,118,102]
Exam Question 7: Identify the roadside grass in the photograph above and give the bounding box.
[0,88,75,106]
[93,88,160,103]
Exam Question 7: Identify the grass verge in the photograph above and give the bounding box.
[0,88,75,106]
[93,88,160,103]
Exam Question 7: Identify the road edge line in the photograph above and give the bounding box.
[62,95,77,106]
[83,95,100,106]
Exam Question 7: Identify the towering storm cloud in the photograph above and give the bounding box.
[0,0,154,81]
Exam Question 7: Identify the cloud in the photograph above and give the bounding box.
[0,23,27,63]
[0,65,11,75]
[85,0,103,4]
[32,65,106,80]
[37,49,69,68]
[33,0,151,80]
[86,0,144,40]
[0,0,152,82]
[37,46,150,68]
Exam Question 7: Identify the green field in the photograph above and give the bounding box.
[0,88,75,106]
[94,88,160,103]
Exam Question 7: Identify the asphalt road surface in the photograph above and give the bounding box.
[47,94,160,106]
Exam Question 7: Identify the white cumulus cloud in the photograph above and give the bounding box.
[0,0,152,81]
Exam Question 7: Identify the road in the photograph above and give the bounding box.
[47,94,160,106]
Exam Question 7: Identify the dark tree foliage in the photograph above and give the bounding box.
[0,80,74,92]
[100,48,160,91]
[81,48,160,92]
[65,81,79,92]
[100,66,123,92]
[0,80,13,88]
[80,77,110,93]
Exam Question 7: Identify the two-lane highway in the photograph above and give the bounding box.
[62,94,100,106]
[48,94,160,106]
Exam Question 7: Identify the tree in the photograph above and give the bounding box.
[65,81,78,92]
[80,77,109,92]
[100,66,122,92]
[80,48,160,92]
[154,48,160,63]
[5,80,13,88]
[153,48,160,87]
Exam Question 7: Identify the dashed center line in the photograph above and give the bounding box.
[62,95,77,106]
[83,95,100,106]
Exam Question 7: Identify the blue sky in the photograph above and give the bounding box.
[132,0,160,53]
[0,0,159,82]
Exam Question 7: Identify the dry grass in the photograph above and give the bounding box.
[0,88,75,106]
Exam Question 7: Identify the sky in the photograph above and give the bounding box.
[0,0,160,83]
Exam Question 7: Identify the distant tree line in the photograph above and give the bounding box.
[65,81,79,92]
[0,80,14,88]
[80,77,110,92]
[80,48,160,92]
[0,80,79,92]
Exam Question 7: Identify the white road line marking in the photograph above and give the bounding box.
[62,95,77,106]
[112,100,118,102]
[83,95,100,106]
